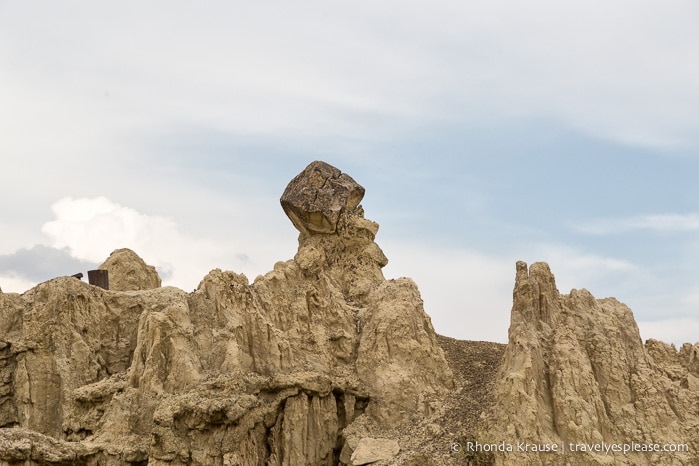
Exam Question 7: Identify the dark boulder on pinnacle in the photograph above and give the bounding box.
[281,160,387,301]
[280,160,365,235]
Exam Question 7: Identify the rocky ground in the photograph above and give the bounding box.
[435,335,505,440]
[373,336,506,465]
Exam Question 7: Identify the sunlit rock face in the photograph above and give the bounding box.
[99,248,162,291]
[485,261,699,466]
[5,161,694,466]
[0,161,452,465]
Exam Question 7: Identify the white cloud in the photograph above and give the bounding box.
[382,242,513,343]
[382,239,697,347]
[42,197,179,264]
[39,196,284,291]
[0,273,38,295]
[379,240,652,343]
[469,0,699,149]
[1,0,698,349]
[522,243,637,296]
[1,0,698,169]
[508,244,699,346]
[638,318,699,347]
[576,213,699,235]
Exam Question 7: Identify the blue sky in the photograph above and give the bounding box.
[2,1,699,345]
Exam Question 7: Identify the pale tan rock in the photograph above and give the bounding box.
[486,261,699,466]
[99,248,161,291]
[0,294,23,430]
[356,278,454,426]
[277,393,338,466]
[0,427,83,463]
[4,236,698,465]
[0,161,455,465]
[350,437,400,465]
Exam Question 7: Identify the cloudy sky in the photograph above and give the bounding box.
[2,1,699,345]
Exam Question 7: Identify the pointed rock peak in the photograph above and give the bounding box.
[98,248,161,291]
[515,260,529,285]
[511,261,561,327]
[529,261,559,296]
[529,261,554,279]
[280,160,365,235]
[515,261,558,292]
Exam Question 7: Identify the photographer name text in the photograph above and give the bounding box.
[452,441,689,455]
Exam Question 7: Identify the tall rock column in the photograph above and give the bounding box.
[281,160,386,301]
[487,261,699,466]
[281,161,454,428]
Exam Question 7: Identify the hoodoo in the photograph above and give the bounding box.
[484,262,699,465]
[0,161,453,465]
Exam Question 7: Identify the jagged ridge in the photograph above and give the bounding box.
[0,161,452,466]
[1,163,698,466]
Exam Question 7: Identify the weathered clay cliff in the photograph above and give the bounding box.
[0,161,453,465]
[1,161,698,465]
[481,262,699,466]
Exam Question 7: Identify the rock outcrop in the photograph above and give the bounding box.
[99,248,162,291]
[2,161,698,466]
[483,261,699,466]
[350,438,400,465]
[0,161,452,465]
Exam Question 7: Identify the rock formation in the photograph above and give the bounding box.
[482,261,699,466]
[1,161,697,465]
[280,160,365,237]
[350,438,400,465]
[99,248,162,291]
[0,161,453,465]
